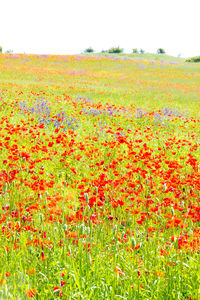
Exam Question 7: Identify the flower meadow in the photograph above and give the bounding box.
[0,53,200,299]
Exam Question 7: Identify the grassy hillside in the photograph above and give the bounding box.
[84,52,185,62]
[0,53,199,299]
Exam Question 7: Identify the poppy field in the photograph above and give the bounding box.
[0,53,200,299]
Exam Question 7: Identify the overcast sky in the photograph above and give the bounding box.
[1,0,199,58]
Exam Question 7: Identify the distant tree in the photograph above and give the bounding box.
[108,47,123,54]
[186,56,200,63]
[0,46,2,53]
[132,48,138,54]
[139,49,145,54]
[157,48,166,54]
[5,49,13,54]
[84,47,94,53]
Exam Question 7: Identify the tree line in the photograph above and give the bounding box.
[84,47,166,54]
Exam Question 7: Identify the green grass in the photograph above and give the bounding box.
[83,52,185,62]
[0,53,199,299]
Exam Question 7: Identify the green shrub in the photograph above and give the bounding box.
[5,49,13,54]
[139,49,145,54]
[132,48,138,54]
[186,56,200,63]
[108,47,123,54]
[157,48,166,54]
[0,46,2,53]
[84,47,94,53]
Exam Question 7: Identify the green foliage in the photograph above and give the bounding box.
[108,46,123,54]
[84,47,94,53]
[0,53,199,300]
[139,48,145,54]
[157,48,166,54]
[132,48,138,54]
[0,46,2,53]
[5,49,13,54]
[186,56,200,63]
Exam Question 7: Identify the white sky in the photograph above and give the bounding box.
[1,0,200,58]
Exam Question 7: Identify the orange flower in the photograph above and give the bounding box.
[155,270,165,277]
[25,289,36,298]
[115,267,125,276]
[26,269,36,275]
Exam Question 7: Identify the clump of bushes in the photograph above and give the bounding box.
[108,47,123,54]
[84,47,94,53]
[157,48,166,54]
[132,48,138,53]
[5,49,13,54]
[186,56,200,63]
[0,46,2,53]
